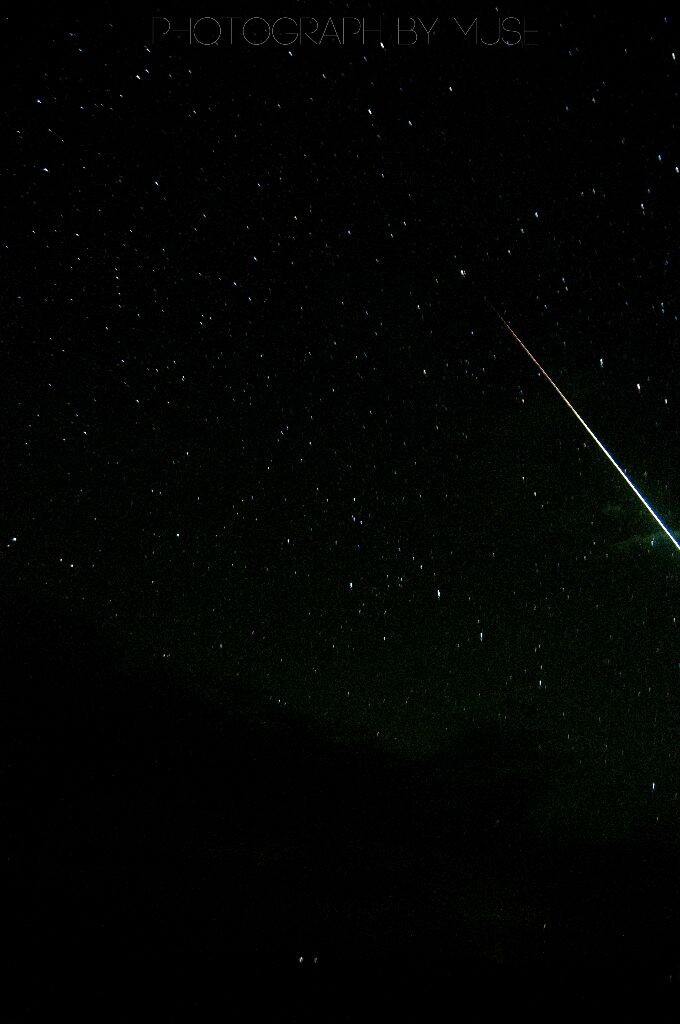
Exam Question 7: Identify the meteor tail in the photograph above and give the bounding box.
[486,299,680,553]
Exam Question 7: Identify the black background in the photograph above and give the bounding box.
[5,9,680,1017]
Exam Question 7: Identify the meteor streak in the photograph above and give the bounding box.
[486,300,680,553]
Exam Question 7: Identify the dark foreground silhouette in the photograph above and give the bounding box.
[5,591,679,1018]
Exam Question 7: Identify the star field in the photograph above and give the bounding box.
[5,11,680,1015]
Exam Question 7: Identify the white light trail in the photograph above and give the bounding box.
[488,302,680,553]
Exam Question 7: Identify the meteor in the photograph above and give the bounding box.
[486,299,680,553]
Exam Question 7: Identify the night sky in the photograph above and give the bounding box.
[5,10,680,1017]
